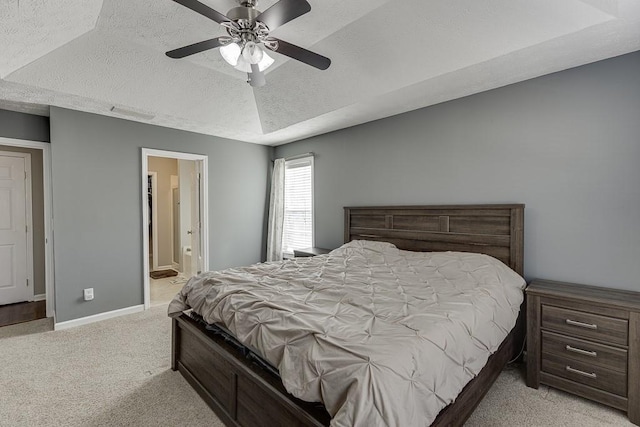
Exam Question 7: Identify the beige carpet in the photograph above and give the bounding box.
[0,306,222,427]
[0,306,633,426]
[466,364,632,426]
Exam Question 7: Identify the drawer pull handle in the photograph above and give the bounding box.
[566,365,597,379]
[565,319,598,330]
[566,345,597,357]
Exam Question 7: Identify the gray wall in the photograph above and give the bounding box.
[50,107,271,322]
[0,109,49,142]
[275,51,640,292]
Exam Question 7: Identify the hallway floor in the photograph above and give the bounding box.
[150,275,188,306]
[0,300,46,327]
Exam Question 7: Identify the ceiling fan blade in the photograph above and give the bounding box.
[248,64,266,87]
[166,37,226,59]
[172,0,230,24]
[255,0,311,31]
[269,38,331,70]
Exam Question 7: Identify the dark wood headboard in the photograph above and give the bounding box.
[344,204,524,276]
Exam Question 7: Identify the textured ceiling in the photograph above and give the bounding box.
[0,0,639,145]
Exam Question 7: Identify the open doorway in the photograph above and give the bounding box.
[0,137,55,327]
[142,149,208,309]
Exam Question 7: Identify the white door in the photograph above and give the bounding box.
[0,154,30,305]
[190,163,202,276]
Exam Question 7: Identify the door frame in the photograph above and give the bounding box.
[141,148,209,310]
[0,137,55,319]
[0,151,34,304]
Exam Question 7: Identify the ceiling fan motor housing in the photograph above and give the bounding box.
[227,5,260,23]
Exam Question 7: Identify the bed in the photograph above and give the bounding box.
[169,204,525,426]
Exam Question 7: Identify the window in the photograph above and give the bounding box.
[282,156,314,256]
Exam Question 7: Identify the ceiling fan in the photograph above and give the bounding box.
[166,0,331,87]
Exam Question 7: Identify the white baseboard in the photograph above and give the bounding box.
[34,293,46,301]
[54,304,145,331]
[153,265,175,271]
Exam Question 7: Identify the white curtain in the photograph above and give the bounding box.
[266,158,285,261]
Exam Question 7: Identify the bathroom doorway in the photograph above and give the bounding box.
[141,149,208,308]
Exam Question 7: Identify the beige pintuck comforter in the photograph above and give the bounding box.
[168,240,525,426]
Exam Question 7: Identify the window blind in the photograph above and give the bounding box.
[283,157,313,255]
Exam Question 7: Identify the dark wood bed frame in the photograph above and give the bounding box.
[172,204,525,426]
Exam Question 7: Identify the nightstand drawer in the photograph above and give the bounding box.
[542,331,627,373]
[542,305,628,346]
[542,352,627,396]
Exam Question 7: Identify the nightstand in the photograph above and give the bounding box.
[293,247,331,257]
[526,279,640,425]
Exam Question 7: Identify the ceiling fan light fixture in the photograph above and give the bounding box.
[220,42,242,66]
[242,41,263,64]
[234,47,274,73]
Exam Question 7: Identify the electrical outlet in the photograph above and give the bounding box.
[84,288,94,301]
